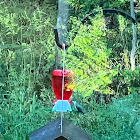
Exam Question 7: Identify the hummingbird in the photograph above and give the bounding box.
[72,100,86,114]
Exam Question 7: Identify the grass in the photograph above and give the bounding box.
[1,90,140,139]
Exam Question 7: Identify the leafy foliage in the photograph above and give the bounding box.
[66,14,118,96]
[0,0,57,139]
[70,92,140,140]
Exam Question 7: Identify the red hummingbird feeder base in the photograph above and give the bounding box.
[52,69,74,112]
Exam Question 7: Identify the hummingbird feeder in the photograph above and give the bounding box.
[52,69,74,112]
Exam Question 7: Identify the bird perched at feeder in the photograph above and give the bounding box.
[72,100,86,114]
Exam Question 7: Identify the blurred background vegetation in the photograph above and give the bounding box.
[0,0,140,139]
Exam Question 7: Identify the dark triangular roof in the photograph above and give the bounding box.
[55,136,68,140]
[30,117,91,140]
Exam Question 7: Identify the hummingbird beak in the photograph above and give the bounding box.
[72,100,77,109]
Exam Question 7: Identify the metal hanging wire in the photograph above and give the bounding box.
[61,43,65,134]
